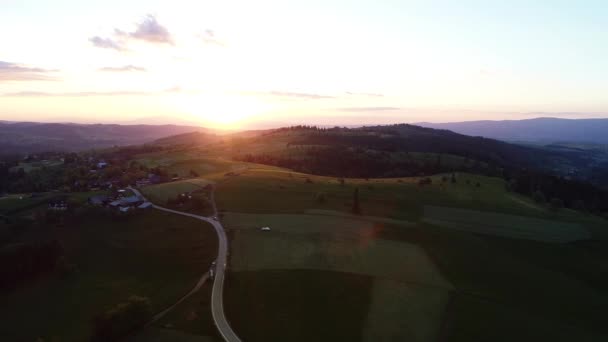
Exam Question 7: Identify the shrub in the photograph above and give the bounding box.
[532,190,546,204]
[550,198,564,211]
[93,296,153,341]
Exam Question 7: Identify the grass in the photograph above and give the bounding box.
[226,213,452,288]
[423,205,589,242]
[216,168,606,230]
[145,279,219,340]
[362,278,450,342]
[0,209,218,341]
[379,223,608,340]
[141,179,212,205]
[224,270,374,342]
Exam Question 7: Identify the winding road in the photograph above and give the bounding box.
[129,186,242,342]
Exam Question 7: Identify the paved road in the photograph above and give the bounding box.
[130,187,241,342]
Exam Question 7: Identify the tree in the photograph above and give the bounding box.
[352,187,361,215]
[573,199,586,212]
[93,296,152,341]
[315,192,326,204]
[532,190,546,204]
[550,197,564,211]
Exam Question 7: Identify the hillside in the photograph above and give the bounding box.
[217,124,588,176]
[0,121,209,155]
[417,117,608,144]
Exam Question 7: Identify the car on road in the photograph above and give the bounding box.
[260,226,271,231]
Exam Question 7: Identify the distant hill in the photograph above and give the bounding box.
[153,131,220,146]
[416,117,608,144]
[0,121,208,155]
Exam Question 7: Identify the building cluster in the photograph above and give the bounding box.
[88,189,152,213]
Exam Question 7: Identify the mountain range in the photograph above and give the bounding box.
[416,117,608,144]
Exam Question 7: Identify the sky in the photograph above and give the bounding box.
[1,0,607,129]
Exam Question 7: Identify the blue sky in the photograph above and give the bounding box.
[1,0,607,127]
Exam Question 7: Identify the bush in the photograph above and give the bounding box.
[315,192,326,204]
[550,198,564,211]
[93,296,153,341]
[532,190,546,204]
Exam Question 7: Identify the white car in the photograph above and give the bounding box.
[261,226,271,231]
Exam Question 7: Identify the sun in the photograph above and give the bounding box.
[170,93,271,129]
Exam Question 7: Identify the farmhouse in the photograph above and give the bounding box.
[88,195,109,206]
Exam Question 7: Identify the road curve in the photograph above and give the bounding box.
[129,187,241,342]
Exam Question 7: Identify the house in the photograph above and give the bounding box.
[121,196,142,206]
[88,195,109,206]
[48,200,68,211]
[138,202,153,209]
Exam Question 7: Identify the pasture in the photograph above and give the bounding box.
[0,209,218,341]
[423,205,590,242]
[141,179,212,205]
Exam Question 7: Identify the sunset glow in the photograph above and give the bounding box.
[1,0,607,127]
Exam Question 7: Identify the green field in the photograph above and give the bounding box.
[423,205,589,242]
[214,161,608,341]
[0,209,218,341]
[225,270,375,342]
[141,179,213,205]
[215,168,605,229]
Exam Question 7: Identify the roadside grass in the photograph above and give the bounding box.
[144,280,219,340]
[130,327,220,342]
[224,270,373,342]
[0,210,218,341]
[422,205,589,242]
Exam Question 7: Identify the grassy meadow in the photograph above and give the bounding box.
[0,209,218,341]
[210,161,608,341]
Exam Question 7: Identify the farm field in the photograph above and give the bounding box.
[215,161,608,341]
[141,178,212,205]
[215,167,605,231]
[223,210,608,341]
[423,205,589,242]
[0,209,218,341]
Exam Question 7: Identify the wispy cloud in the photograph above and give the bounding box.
[89,36,124,51]
[200,29,224,47]
[99,65,146,72]
[264,91,335,100]
[3,90,148,97]
[345,91,384,97]
[89,14,173,51]
[125,15,173,44]
[338,106,401,112]
[0,61,57,81]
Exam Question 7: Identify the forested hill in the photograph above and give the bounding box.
[234,124,584,175]
[0,121,208,155]
[226,124,608,214]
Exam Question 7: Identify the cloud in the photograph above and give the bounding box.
[89,36,124,51]
[99,65,146,72]
[89,14,172,51]
[0,61,57,81]
[337,107,401,112]
[200,29,224,46]
[345,91,384,97]
[266,91,335,99]
[126,15,173,44]
[4,90,155,97]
